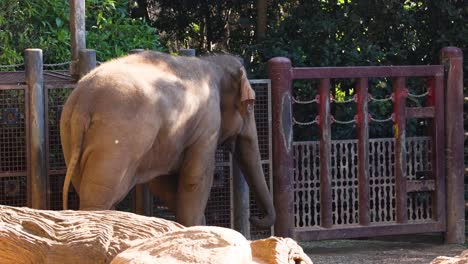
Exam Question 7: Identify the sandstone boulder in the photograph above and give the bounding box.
[431,249,468,264]
[0,205,312,264]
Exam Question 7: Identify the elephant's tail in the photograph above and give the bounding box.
[62,114,88,210]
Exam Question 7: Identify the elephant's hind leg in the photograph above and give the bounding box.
[77,123,155,210]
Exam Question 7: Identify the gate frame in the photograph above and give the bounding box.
[268,46,464,243]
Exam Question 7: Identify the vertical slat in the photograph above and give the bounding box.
[25,49,47,210]
[356,78,370,226]
[319,78,332,228]
[429,75,446,225]
[294,144,300,227]
[393,77,408,223]
[440,47,464,244]
[268,57,294,237]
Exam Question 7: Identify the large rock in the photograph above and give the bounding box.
[431,250,468,264]
[111,226,252,264]
[0,205,312,264]
[0,205,183,263]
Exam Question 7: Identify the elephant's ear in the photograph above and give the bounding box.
[239,67,255,115]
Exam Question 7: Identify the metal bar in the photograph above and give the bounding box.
[356,78,370,226]
[267,57,294,237]
[440,47,464,244]
[25,49,47,210]
[291,65,444,79]
[393,77,408,223]
[70,0,86,77]
[319,78,332,228]
[294,221,445,241]
[405,107,435,118]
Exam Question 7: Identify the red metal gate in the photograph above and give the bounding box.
[268,47,464,243]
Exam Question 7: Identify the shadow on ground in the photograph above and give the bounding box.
[300,233,466,264]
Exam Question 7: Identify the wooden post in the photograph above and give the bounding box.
[25,49,47,210]
[393,77,408,223]
[427,75,446,225]
[134,185,152,216]
[268,57,294,238]
[319,78,333,228]
[78,49,96,78]
[178,49,196,56]
[440,47,464,244]
[130,49,145,54]
[356,78,370,226]
[70,0,86,77]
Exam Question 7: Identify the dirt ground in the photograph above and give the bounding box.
[300,234,466,264]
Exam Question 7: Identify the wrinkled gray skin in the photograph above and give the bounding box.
[60,51,276,228]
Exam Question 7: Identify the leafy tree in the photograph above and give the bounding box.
[0,0,162,66]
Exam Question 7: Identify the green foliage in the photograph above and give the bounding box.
[148,0,466,139]
[0,0,162,66]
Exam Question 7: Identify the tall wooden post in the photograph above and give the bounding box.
[318,79,333,228]
[70,0,86,77]
[440,47,464,244]
[356,78,370,226]
[25,49,47,210]
[268,57,294,238]
[393,77,408,223]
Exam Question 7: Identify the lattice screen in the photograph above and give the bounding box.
[293,137,433,228]
[0,87,28,207]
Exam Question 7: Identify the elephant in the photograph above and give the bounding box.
[60,51,276,228]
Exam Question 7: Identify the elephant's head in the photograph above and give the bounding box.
[202,55,276,228]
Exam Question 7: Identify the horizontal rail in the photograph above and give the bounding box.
[45,83,76,89]
[0,84,27,90]
[406,107,435,119]
[407,180,435,192]
[0,172,27,178]
[294,221,445,241]
[48,169,67,175]
[291,65,444,79]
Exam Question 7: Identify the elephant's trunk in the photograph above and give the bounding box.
[234,116,276,228]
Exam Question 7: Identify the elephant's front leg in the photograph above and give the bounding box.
[176,141,216,226]
[147,174,178,212]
